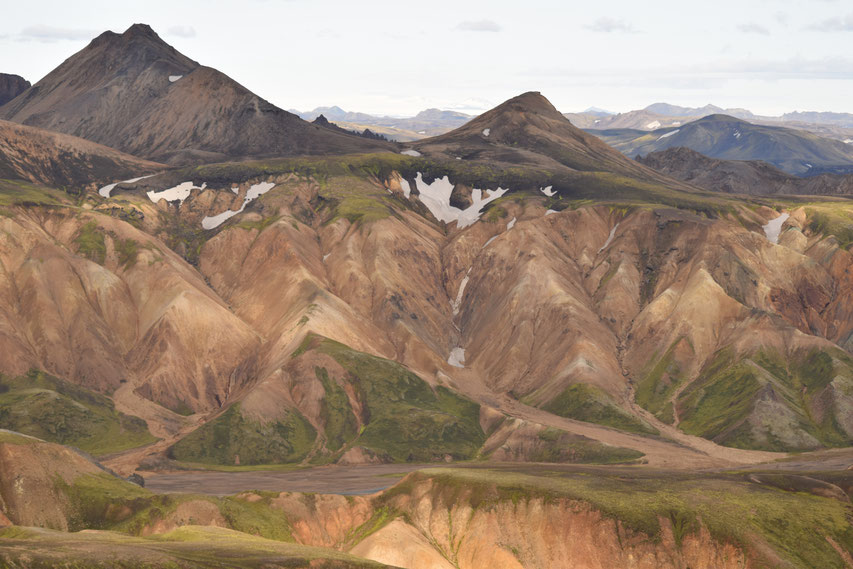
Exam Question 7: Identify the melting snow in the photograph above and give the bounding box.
[506,217,516,230]
[540,185,555,197]
[763,212,790,244]
[844,139,853,144]
[482,128,490,137]
[658,129,680,140]
[399,178,412,199]
[482,235,499,248]
[98,175,155,198]
[414,172,509,228]
[805,163,813,169]
[323,254,330,262]
[401,149,421,157]
[201,182,276,230]
[646,121,661,129]
[147,181,205,204]
[545,209,558,216]
[169,75,183,82]
[597,222,620,254]
[450,271,471,316]
[673,121,681,126]
[733,131,742,139]
[447,347,465,368]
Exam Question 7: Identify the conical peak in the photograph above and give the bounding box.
[123,23,159,39]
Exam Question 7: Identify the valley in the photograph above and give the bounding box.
[0,17,853,569]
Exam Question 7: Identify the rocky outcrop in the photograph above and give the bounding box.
[0,74,29,106]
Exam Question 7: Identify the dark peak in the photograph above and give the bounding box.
[696,113,746,124]
[313,114,331,126]
[478,91,565,123]
[123,23,159,38]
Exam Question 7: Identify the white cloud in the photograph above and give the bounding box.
[18,25,97,42]
[167,25,196,38]
[455,19,501,32]
[583,17,637,33]
[806,13,853,31]
[737,22,770,35]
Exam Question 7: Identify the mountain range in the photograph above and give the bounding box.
[591,114,853,176]
[291,106,474,141]
[1,22,853,569]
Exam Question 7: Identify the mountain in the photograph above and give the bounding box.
[644,102,758,119]
[782,110,853,128]
[565,109,688,130]
[0,24,392,165]
[0,119,163,189]
[293,106,474,141]
[414,91,671,182]
[0,74,29,106]
[592,114,853,175]
[638,146,853,195]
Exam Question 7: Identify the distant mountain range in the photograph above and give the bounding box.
[290,106,474,141]
[590,114,853,176]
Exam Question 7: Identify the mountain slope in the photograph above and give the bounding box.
[592,114,853,175]
[0,24,392,165]
[0,119,163,189]
[638,146,853,195]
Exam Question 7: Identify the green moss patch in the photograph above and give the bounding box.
[542,383,658,435]
[0,370,157,455]
[74,220,107,264]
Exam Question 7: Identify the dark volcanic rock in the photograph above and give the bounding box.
[0,74,29,106]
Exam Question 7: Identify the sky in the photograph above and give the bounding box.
[1,0,852,117]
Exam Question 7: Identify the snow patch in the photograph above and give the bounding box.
[201,182,276,230]
[147,181,205,204]
[763,212,790,244]
[597,222,620,253]
[450,271,470,316]
[323,254,330,262]
[540,185,555,197]
[844,139,853,144]
[673,121,681,126]
[447,347,465,368]
[658,129,680,140]
[506,217,516,230]
[545,209,558,216]
[733,130,742,139]
[401,149,421,157]
[169,75,183,82]
[417,130,426,134]
[805,163,813,169]
[482,235,499,248]
[399,178,412,199]
[646,121,661,129]
[414,172,509,228]
[482,128,490,137]
[98,175,154,198]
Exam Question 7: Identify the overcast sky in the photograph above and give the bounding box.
[1,0,851,116]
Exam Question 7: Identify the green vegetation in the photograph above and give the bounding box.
[114,237,139,269]
[636,337,692,423]
[0,370,157,455]
[315,366,359,452]
[388,468,853,569]
[74,220,107,264]
[0,178,67,208]
[168,403,316,466]
[542,384,658,435]
[311,336,486,462]
[676,347,853,451]
[529,428,645,464]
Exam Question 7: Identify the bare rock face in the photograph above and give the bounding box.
[0,74,29,106]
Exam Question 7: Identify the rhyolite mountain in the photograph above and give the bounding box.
[592,114,853,175]
[638,146,853,195]
[0,119,163,189]
[0,24,393,165]
[294,106,474,141]
[0,74,29,106]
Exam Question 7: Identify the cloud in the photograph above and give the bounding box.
[583,17,637,33]
[18,25,97,42]
[737,23,770,35]
[455,19,501,32]
[167,25,196,38]
[806,13,853,31]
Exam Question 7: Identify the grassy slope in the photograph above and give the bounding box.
[0,525,387,569]
[386,467,853,569]
[0,370,157,455]
[540,383,659,436]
